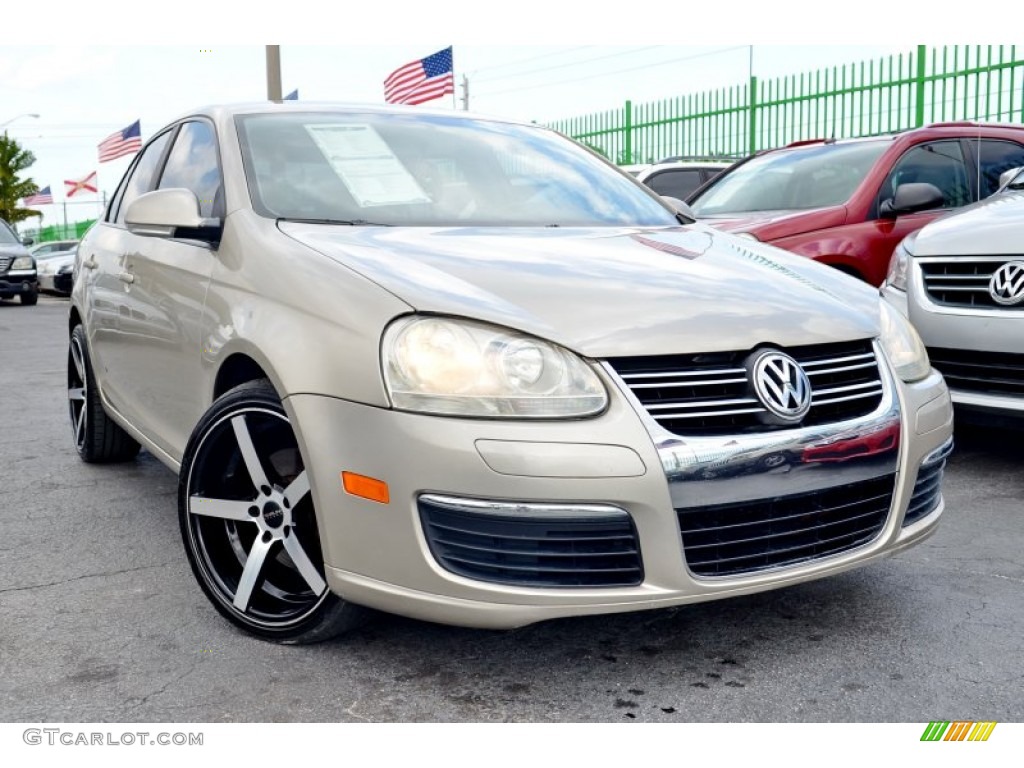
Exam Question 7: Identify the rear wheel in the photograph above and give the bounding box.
[178,380,365,643]
[68,325,141,463]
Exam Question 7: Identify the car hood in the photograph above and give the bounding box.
[695,206,848,241]
[279,222,880,358]
[910,190,1024,256]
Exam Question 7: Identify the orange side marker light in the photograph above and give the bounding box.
[342,472,390,504]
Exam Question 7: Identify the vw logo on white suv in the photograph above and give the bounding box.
[989,261,1024,306]
[751,350,813,422]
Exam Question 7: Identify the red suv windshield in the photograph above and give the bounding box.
[691,140,889,215]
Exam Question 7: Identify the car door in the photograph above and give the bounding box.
[113,119,223,459]
[82,129,174,420]
[846,140,971,284]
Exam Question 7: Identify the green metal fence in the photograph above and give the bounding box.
[25,219,96,243]
[549,45,1024,165]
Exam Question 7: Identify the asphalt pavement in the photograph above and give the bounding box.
[1,297,1022,722]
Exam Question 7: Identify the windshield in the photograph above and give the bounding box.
[690,140,890,215]
[236,112,677,227]
[0,221,21,246]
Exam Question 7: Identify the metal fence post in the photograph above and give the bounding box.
[748,76,758,155]
[915,44,927,127]
[624,100,633,164]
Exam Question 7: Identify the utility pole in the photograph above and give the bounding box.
[266,46,282,101]
[460,75,469,111]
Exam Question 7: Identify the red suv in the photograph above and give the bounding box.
[687,122,1024,285]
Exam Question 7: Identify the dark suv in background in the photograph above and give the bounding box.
[687,122,1024,285]
[0,219,38,305]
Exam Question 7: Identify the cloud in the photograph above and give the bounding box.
[10,47,116,90]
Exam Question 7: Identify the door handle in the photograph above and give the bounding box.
[118,271,135,284]
[83,255,98,270]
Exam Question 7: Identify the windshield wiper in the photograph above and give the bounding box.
[277,217,391,226]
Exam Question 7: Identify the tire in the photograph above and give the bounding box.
[20,287,38,306]
[178,379,365,644]
[68,325,141,463]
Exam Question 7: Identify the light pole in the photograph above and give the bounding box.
[1,113,40,131]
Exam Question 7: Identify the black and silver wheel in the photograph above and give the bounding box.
[178,380,364,643]
[68,325,141,463]
[20,286,38,306]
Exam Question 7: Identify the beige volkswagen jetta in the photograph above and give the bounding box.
[69,103,954,643]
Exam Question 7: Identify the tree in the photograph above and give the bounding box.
[0,134,42,226]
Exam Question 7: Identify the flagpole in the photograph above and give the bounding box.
[62,202,68,238]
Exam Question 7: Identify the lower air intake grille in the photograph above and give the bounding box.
[678,474,894,577]
[904,439,953,526]
[927,347,1024,396]
[419,495,643,588]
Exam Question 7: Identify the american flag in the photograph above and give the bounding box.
[23,186,53,206]
[65,171,98,198]
[384,47,454,106]
[98,120,142,163]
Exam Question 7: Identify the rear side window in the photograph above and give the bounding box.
[646,169,704,199]
[158,121,223,218]
[882,141,971,210]
[114,131,173,225]
[970,139,1024,198]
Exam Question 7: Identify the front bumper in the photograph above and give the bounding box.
[285,361,952,630]
[0,274,38,297]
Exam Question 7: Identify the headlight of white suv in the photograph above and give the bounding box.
[878,300,930,382]
[382,316,608,418]
[885,239,911,291]
[11,256,33,270]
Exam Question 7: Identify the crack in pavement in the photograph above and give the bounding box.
[0,561,176,594]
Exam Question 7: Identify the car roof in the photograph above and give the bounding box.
[172,101,537,129]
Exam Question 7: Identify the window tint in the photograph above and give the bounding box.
[882,141,970,209]
[647,169,704,199]
[115,131,173,224]
[158,121,223,217]
[971,139,1024,198]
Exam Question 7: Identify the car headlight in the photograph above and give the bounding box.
[382,316,608,418]
[58,263,73,274]
[11,256,33,270]
[885,240,911,291]
[878,300,930,382]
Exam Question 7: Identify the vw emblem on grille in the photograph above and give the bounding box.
[750,350,812,423]
[989,261,1024,306]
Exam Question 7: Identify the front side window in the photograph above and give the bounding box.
[114,131,173,225]
[690,141,889,215]
[881,141,970,210]
[235,112,677,227]
[158,121,223,218]
[969,139,1024,198]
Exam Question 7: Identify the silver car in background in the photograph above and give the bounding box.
[883,167,1024,424]
[70,103,953,643]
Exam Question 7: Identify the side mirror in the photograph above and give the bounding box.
[879,182,945,218]
[663,196,696,221]
[125,188,221,243]
[21,237,34,247]
[998,166,1023,191]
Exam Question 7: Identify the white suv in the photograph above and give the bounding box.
[882,167,1024,424]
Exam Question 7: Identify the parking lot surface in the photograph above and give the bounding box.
[2,297,1022,722]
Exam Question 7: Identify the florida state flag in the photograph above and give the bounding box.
[65,171,98,198]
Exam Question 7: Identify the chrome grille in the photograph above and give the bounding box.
[678,474,894,577]
[609,340,883,436]
[0,256,13,272]
[920,258,1022,309]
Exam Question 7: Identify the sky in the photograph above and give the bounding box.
[1,1,964,229]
